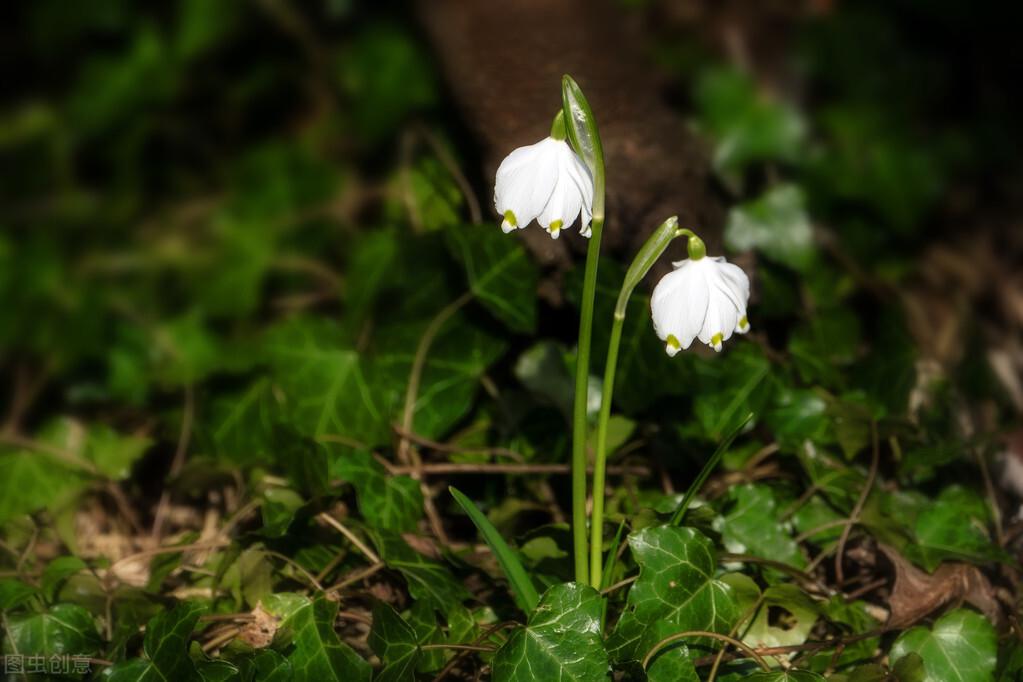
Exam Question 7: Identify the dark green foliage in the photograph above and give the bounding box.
[1,1,1016,679]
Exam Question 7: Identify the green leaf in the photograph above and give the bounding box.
[41,556,88,602]
[693,344,774,441]
[0,448,85,524]
[903,486,1005,571]
[259,487,305,538]
[106,601,206,682]
[369,313,506,440]
[745,671,826,682]
[764,388,832,453]
[892,653,926,682]
[445,224,538,333]
[450,486,540,612]
[789,309,862,388]
[368,602,421,682]
[284,597,372,682]
[514,341,576,420]
[198,378,279,465]
[263,317,386,444]
[338,25,437,143]
[371,529,471,612]
[694,67,805,176]
[334,450,423,533]
[491,583,608,682]
[0,579,38,611]
[608,526,738,666]
[742,585,819,652]
[273,428,329,497]
[890,609,997,682]
[721,484,805,568]
[235,650,293,682]
[3,603,102,657]
[198,659,240,682]
[725,184,814,270]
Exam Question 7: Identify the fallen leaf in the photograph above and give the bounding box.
[880,545,1001,630]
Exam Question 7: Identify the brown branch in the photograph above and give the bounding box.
[834,420,879,586]
[151,385,195,542]
[388,462,650,476]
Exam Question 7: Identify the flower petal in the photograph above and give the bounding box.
[494,138,560,228]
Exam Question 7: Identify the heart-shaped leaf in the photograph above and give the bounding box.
[491,583,607,682]
[890,609,996,682]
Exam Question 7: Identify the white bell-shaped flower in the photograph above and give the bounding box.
[494,116,594,240]
[650,234,751,355]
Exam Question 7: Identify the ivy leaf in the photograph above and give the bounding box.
[0,448,85,523]
[36,418,151,480]
[742,585,819,652]
[904,487,1006,571]
[890,609,996,682]
[0,579,38,611]
[745,671,826,681]
[725,185,815,271]
[334,450,423,533]
[608,526,738,667]
[198,660,240,682]
[369,313,506,440]
[720,484,806,568]
[234,650,293,682]
[198,378,279,465]
[284,597,372,682]
[273,428,329,497]
[41,556,88,602]
[694,67,805,176]
[106,601,206,682]
[263,316,386,444]
[491,583,608,682]
[3,603,102,657]
[445,224,538,333]
[368,601,421,682]
[371,529,470,613]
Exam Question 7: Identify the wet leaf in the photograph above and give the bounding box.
[491,583,607,682]
[890,609,996,682]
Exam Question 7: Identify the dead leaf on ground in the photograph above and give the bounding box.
[880,544,1001,630]
[238,603,279,648]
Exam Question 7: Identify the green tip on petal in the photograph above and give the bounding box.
[666,334,681,356]
[504,210,517,227]
[711,332,723,351]
[549,219,563,235]
[738,316,749,332]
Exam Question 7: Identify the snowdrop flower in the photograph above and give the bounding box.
[494,112,594,239]
[651,232,750,355]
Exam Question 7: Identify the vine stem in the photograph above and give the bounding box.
[642,630,771,672]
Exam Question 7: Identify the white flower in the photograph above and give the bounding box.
[494,137,594,239]
[651,255,751,355]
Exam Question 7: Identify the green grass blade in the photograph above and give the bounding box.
[449,486,540,611]
[670,412,754,526]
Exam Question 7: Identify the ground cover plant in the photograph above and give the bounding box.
[2,1,1022,681]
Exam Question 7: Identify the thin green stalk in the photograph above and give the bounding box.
[571,214,602,583]
[564,75,606,584]
[589,217,680,588]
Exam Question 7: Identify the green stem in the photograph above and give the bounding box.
[589,217,680,588]
[563,74,607,585]
[571,214,602,583]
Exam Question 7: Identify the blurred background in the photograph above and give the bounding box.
[3,0,1023,525]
